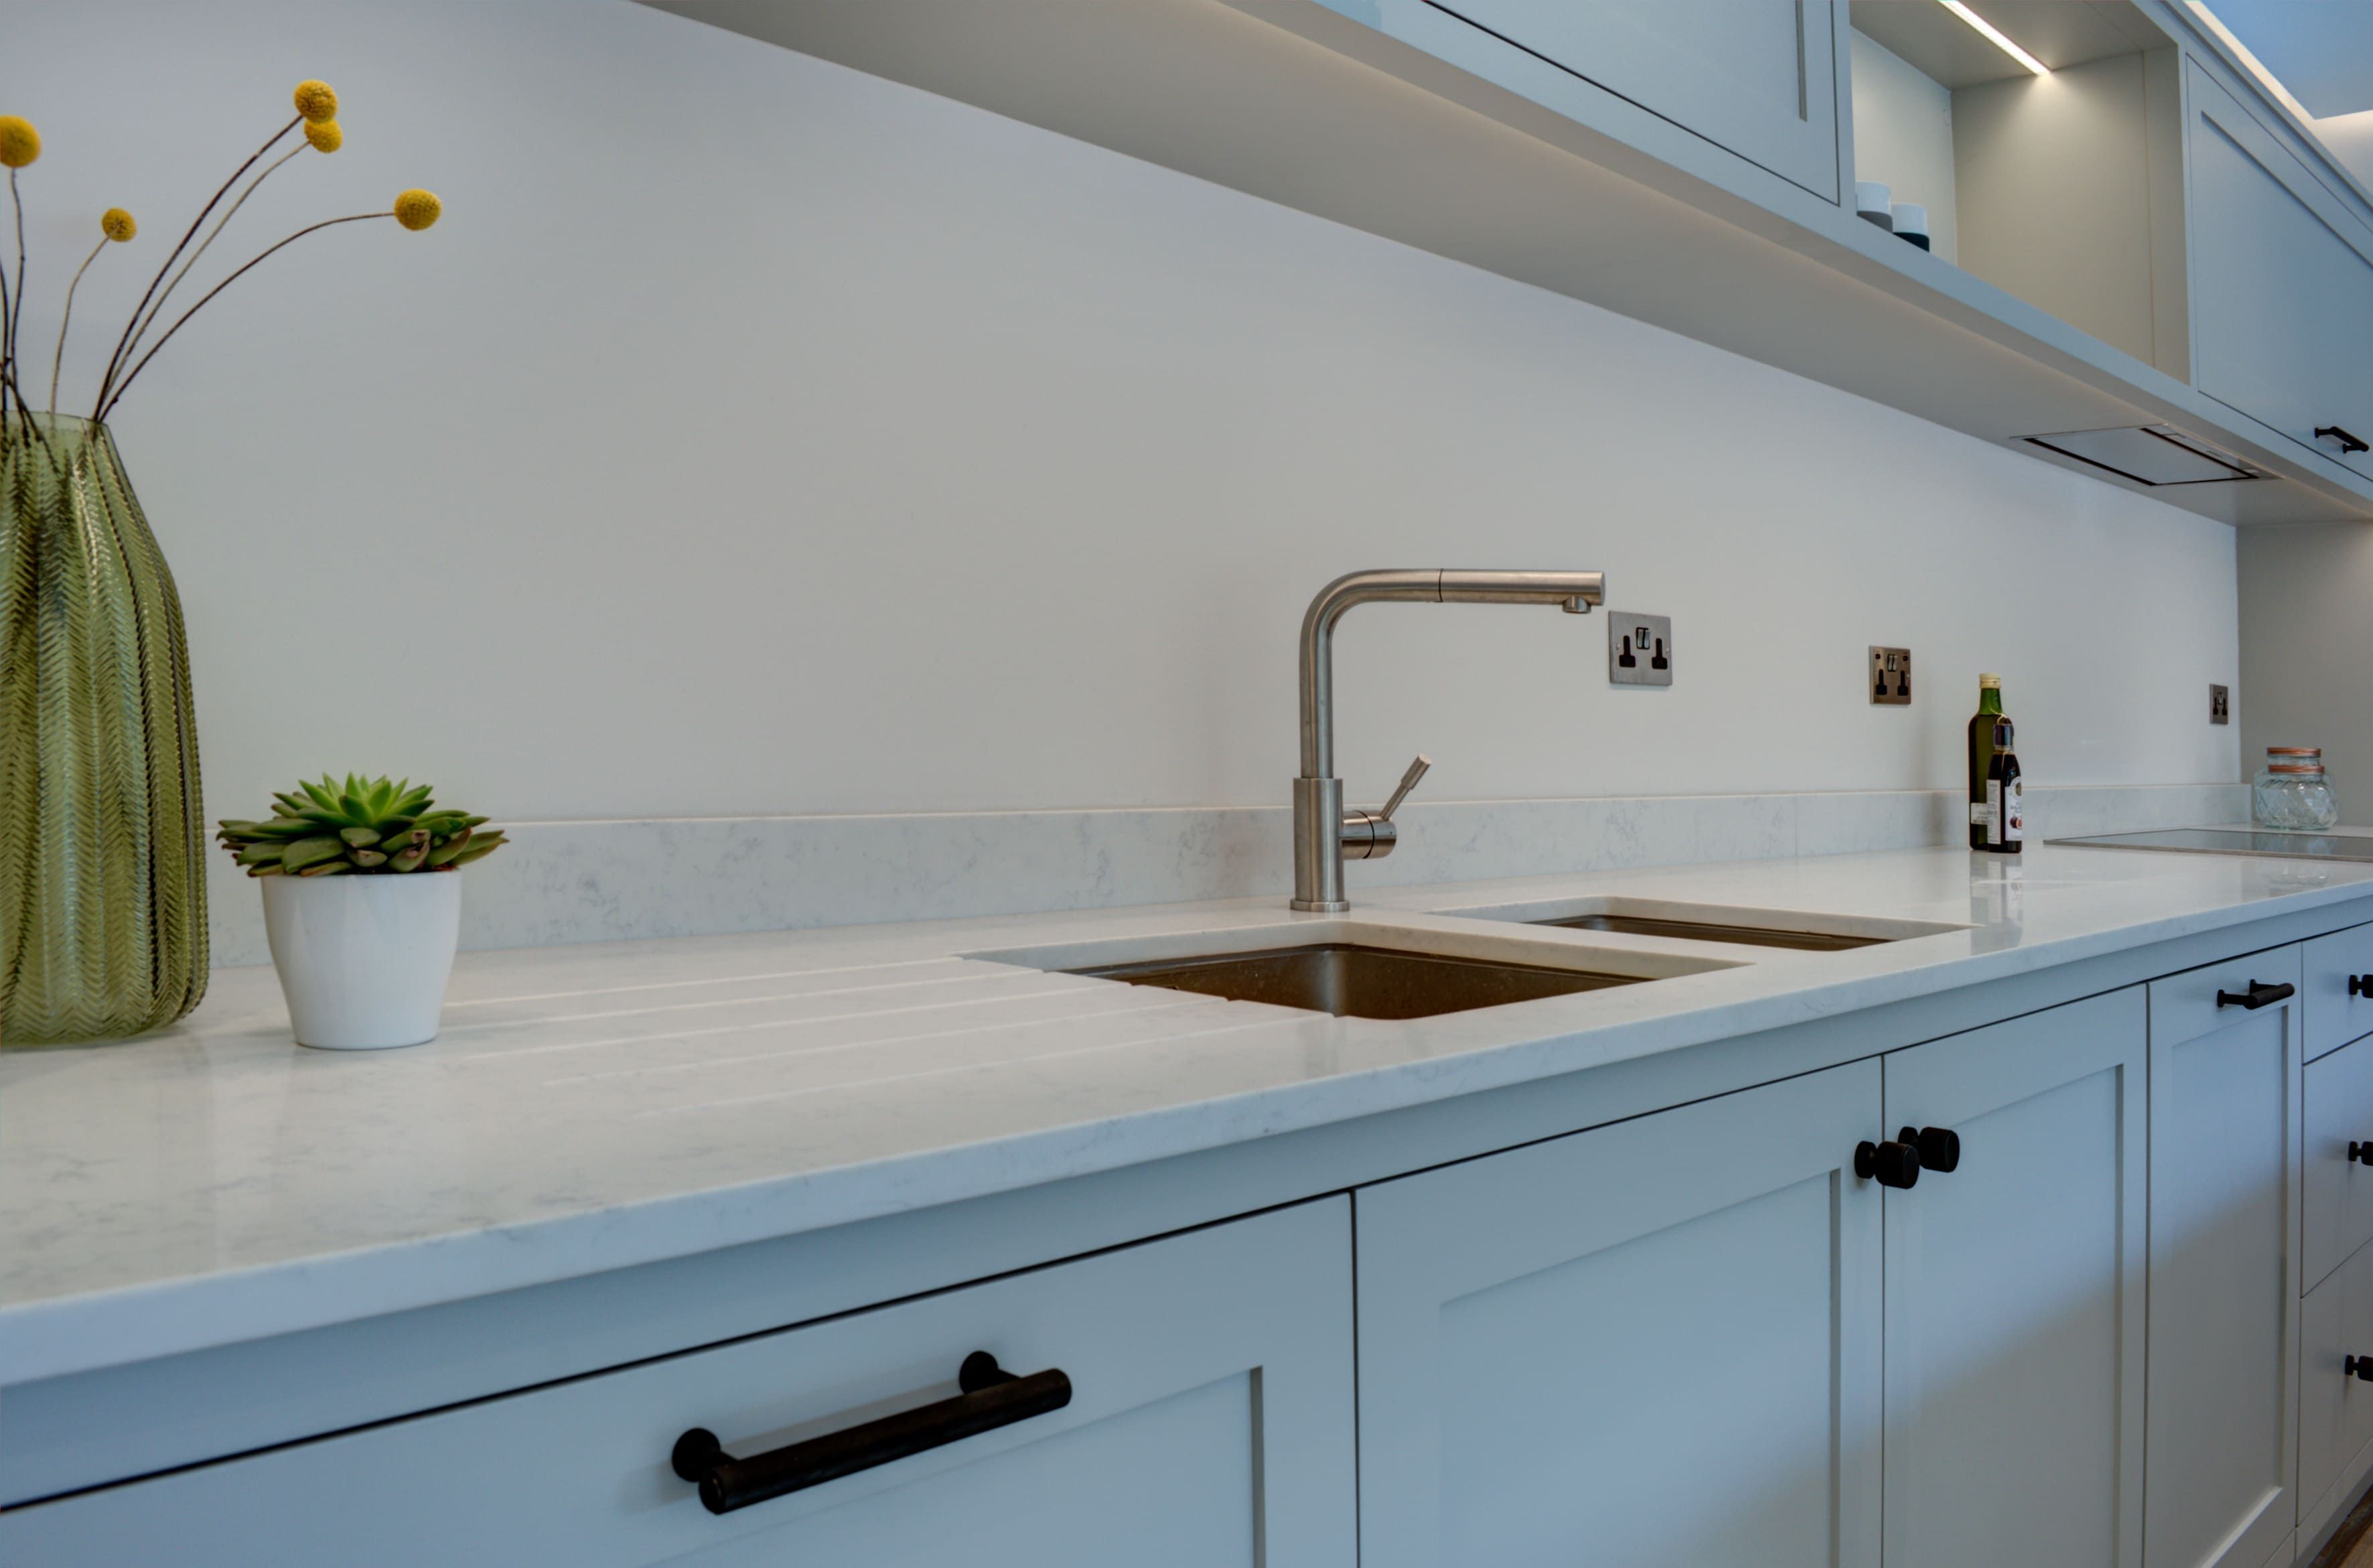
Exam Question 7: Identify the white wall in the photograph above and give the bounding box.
[2239,526,2373,809]
[1849,29,1959,264]
[3,0,2235,830]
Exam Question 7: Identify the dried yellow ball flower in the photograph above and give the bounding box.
[392,188,441,231]
[101,208,135,242]
[305,119,343,153]
[0,115,40,169]
[292,80,338,124]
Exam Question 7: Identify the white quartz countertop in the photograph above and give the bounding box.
[9,839,2373,1384]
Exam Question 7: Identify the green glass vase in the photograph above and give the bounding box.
[0,413,207,1043]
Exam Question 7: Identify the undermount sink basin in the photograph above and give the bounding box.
[1433,896,1965,951]
[1530,913,1884,952]
[1066,941,1642,1020]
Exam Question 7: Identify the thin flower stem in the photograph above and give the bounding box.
[94,115,299,417]
[49,238,107,417]
[100,212,388,421]
[119,144,305,385]
[2,169,21,424]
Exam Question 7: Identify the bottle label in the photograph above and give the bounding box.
[1970,801,1988,826]
[1988,780,2024,846]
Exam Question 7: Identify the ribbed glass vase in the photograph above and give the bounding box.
[0,413,207,1043]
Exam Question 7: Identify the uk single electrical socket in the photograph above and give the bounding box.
[1609,612,1672,688]
[2211,685,2230,725]
[1870,646,1912,705]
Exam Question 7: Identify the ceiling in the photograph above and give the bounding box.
[2197,0,2373,119]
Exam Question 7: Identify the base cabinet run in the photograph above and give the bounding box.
[1356,987,2149,1568]
[0,1201,1358,1568]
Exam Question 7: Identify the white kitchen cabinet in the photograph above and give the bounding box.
[2301,1232,2373,1539]
[1353,1059,1884,1568]
[0,1200,1355,1568]
[1881,988,2149,1568]
[1312,0,1843,199]
[2146,948,2305,1568]
[2306,1033,2373,1292]
[2188,61,2373,478]
[2304,921,2373,1063]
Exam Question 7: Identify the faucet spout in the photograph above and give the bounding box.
[1291,568,1605,912]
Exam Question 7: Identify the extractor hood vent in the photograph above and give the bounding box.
[2021,425,2267,486]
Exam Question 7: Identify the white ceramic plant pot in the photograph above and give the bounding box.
[261,872,463,1050]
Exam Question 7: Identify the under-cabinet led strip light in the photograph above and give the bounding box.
[2185,3,2316,123]
[1934,0,2051,76]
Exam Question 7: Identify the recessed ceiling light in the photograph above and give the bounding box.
[1934,0,2051,76]
[2185,3,2315,123]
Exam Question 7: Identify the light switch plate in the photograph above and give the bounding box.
[1609,612,1672,687]
[2211,684,2230,725]
[1870,646,1912,705]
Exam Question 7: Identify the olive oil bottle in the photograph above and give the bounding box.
[1968,675,2006,849]
[1985,719,2023,855]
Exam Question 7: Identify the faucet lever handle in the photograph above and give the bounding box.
[1378,754,1432,823]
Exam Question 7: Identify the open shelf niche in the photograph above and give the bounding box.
[1849,1,2191,385]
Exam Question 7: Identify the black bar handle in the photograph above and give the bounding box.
[2318,425,2369,455]
[2351,1141,2373,1166]
[2216,979,2295,1011]
[672,1351,1072,1516]
[2351,975,2372,999]
[2348,1354,2373,1381]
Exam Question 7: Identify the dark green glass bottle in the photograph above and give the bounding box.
[1968,675,2005,850]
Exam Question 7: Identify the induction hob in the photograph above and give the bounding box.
[2049,827,2373,863]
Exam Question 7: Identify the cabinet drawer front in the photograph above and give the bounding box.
[1354,1058,1882,1568]
[2147,944,2304,1053]
[2307,1035,2373,1292]
[2187,62,2373,476]
[0,1202,1356,1568]
[2305,923,2373,1062]
[2300,1234,2373,1528]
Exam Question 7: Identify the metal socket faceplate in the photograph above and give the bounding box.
[1870,646,1912,705]
[1609,612,1672,688]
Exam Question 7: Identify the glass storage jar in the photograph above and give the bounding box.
[2254,747,2340,830]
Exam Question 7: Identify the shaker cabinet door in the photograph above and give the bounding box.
[1313,0,1843,200]
[2145,948,2304,1568]
[1354,1058,1883,1568]
[2189,62,2373,478]
[0,1200,1357,1568]
[1880,989,2148,1568]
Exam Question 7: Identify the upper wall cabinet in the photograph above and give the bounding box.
[2187,61,2373,482]
[1319,1,1842,199]
[662,0,2373,524]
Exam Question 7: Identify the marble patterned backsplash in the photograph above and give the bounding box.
[202,784,2249,969]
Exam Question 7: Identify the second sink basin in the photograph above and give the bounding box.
[1068,941,1639,1020]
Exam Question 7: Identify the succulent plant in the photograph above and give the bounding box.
[215,775,506,877]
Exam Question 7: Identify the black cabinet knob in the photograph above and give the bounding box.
[2216,979,2295,1010]
[2352,975,2372,999]
[1900,1125,1961,1174]
[2348,1354,2373,1382]
[1855,1139,1921,1189]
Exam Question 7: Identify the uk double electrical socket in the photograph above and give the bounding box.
[1609,612,1672,687]
[1870,646,1912,705]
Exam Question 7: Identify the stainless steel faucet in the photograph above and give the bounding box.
[1292,569,1605,912]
